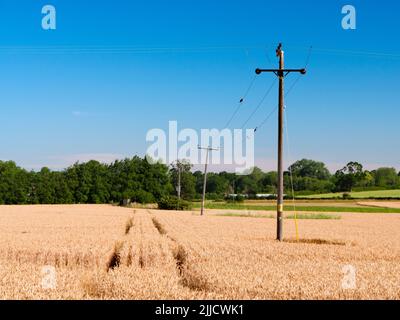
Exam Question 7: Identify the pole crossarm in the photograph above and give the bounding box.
[198,146,219,151]
[255,68,306,77]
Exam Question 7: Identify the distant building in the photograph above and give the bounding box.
[255,194,276,199]
[227,193,279,199]
[227,194,248,198]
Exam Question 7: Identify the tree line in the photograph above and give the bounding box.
[173,159,400,200]
[0,158,399,205]
[0,157,172,205]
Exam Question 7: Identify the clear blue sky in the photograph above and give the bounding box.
[0,0,399,172]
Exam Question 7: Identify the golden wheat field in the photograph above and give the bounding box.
[0,204,399,300]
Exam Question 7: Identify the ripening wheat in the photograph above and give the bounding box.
[0,204,399,299]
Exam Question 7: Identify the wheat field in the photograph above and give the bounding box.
[0,204,399,299]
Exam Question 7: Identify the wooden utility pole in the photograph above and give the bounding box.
[198,146,218,216]
[255,43,306,241]
[176,160,181,210]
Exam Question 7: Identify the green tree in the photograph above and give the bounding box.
[334,162,365,192]
[260,171,278,194]
[0,161,30,204]
[34,167,57,204]
[290,176,335,193]
[108,158,141,203]
[374,167,399,188]
[236,175,258,196]
[357,170,375,188]
[289,159,331,180]
[53,171,74,204]
[206,173,230,195]
[218,171,237,194]
[193,170,205,195]
[65,161,110,204]
[170,160,196,200]
[140,158,173,202]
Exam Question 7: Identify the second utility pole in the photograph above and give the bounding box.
[255,43,306,241]
[198,145,218,216]
[177,160,181,210]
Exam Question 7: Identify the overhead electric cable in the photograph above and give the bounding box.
[240,79,276,129]
[224,75,258,128]
[254,46,313,133]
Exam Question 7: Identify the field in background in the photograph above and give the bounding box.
[194,201,400,213]
[358,201,400,209]
[300,189,400,199]
[0,204,399,299]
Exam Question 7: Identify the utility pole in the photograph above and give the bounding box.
[177,164,181,199]
[198,145,218,216]
[255,43,306,241]
[176,160,181,210]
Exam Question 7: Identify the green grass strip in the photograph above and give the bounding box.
[216,213,341,220]
[285,213,341,220]
[193,203,400,213]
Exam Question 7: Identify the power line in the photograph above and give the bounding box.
[253,106,277,133]
[287,45,400,59]
[0,44,399,59]
[254,46,313,133]
[240,79,276,129]
[0,44,271,55]
[221,45,309,132]
[224,75,258,128]
[253,77,300,133]
[286,45,312,97]
[224,45,278,130]
[303,45,313,68]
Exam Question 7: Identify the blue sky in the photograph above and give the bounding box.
[0,0,399,172]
